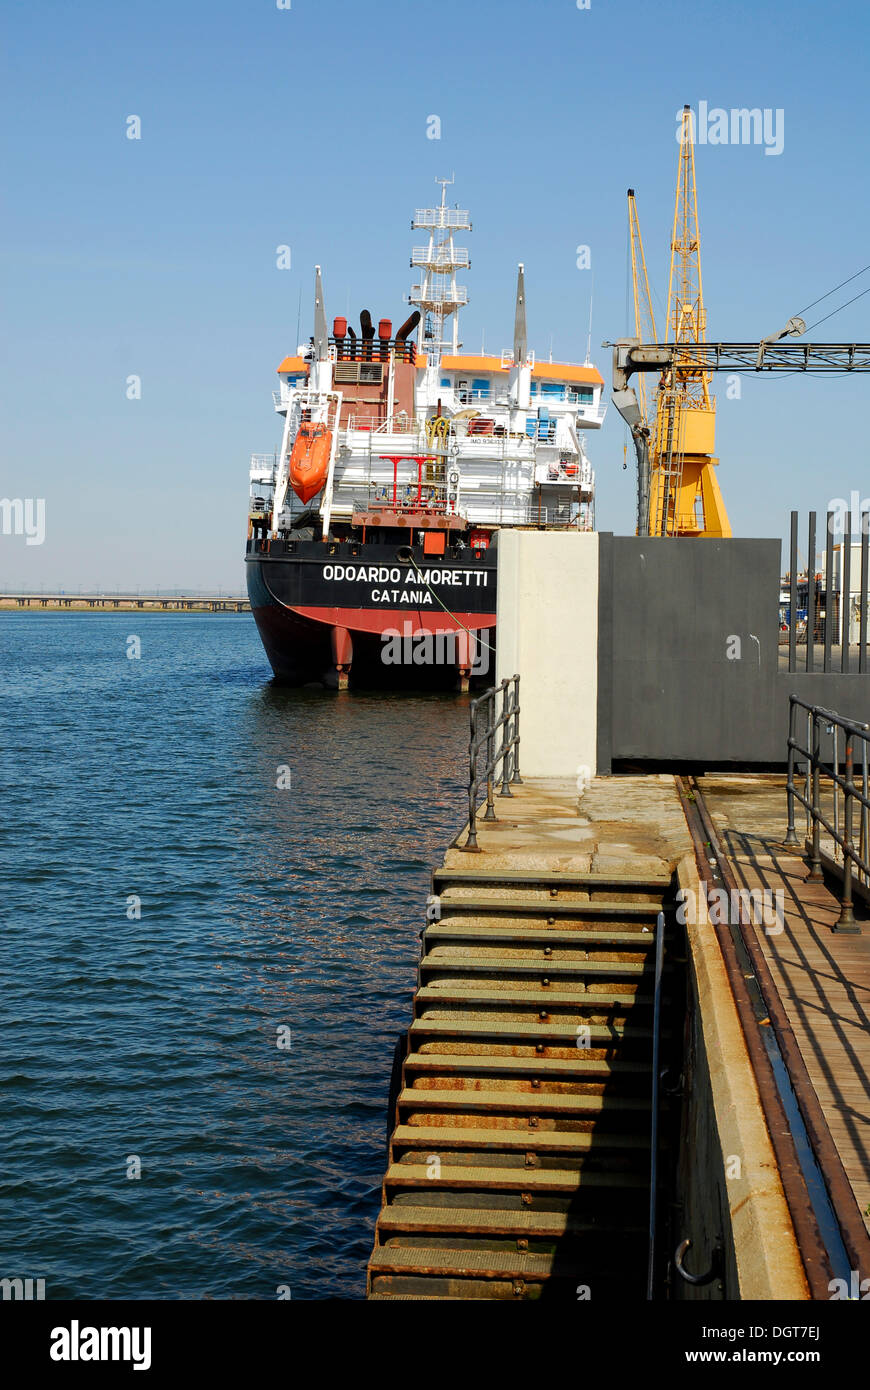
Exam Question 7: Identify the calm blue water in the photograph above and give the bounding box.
[0,614,467,1299]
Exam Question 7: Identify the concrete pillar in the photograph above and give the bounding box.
[495,531,599,778]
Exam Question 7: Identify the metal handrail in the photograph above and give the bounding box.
[785,695,870,931]
[647,910,665,1300]
[462,676,521,851]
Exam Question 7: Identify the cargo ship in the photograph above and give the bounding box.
[245,181,606,688]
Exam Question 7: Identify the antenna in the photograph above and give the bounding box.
[313,265,328,358]
[513,263,527,364]
[409,179,470,356]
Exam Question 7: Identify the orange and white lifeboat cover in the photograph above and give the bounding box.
[289,422,332,504]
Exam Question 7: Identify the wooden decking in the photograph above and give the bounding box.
[699,774,870,1234]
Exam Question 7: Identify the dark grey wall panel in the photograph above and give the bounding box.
[596,537,870,764]
[603,538,780,763]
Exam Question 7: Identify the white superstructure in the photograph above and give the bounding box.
[250,184,606,542]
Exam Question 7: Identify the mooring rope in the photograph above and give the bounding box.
[403,552,497,654]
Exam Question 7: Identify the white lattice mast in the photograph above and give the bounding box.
[409,176,471,358]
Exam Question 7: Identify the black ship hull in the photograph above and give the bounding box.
[246,537,497,689]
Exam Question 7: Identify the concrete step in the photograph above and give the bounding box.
[436,893,664,917]
[397,1087,651,1117]
[423,945,653,968]
[402,1053,648,1080]
[419,952,649,978]
[389,1124,653,1156]
[412,1038,654,1059]
[384,1162,649,1194]
[410,1017,655,1044]
[425,922,657,947]
[415,984,651,1010]
[433,869,671,892]
[375,1204,645,1239]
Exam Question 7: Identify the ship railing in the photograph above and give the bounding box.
[410,284,469,306]
[412,208,471,229]
[250,454,277,482]
[410,247,470,269]
[500,349,537,369]
[329,337,416,363]
[362,480,452,512]
[343,414,425,435]
[450,428,535,452]
[523,502,589,528]
[374,415,426,435]
[786,696,870,930]
[462,676,522,852]
[574,402,607,424]
[332,459,452,510]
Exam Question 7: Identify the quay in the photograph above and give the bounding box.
[367,770,870,1299]
[367,523,870,1300]
[699,774,870,1232]
[0,593,250,613]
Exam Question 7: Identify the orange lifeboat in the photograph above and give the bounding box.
[289,422,332,504]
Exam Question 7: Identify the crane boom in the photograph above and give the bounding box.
[611,335,870,532]
[627,190,658,535]
[614,340,870,381]
[627,189,658,422]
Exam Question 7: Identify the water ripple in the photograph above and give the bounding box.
[0,614,467,1299]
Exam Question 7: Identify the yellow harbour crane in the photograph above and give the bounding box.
[629,105,731,538]
[627,189,658,448]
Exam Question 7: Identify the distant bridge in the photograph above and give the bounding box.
[0,593,250,613]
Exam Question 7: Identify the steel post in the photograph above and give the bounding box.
[836,733,858,931]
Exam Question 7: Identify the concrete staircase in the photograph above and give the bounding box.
[367,864,674,1300]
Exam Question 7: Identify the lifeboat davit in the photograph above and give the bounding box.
[289,422,332,504]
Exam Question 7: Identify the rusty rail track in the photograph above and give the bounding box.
[676,775,870,1297]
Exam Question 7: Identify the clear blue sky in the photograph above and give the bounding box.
[2,0,868,590]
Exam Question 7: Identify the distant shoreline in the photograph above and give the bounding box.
[1,597,249,614]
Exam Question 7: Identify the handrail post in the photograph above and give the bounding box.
[484,689,497,820]
[511,675,523,784]
[785,696,799,845]
[832,723,841,848]
[498,678,513,797]
[463,700,481,851]
[463,675,522,849]
[856,745,861,884]
[836,733,858,931]
[807,713,823,882]
[804,708,812,838]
